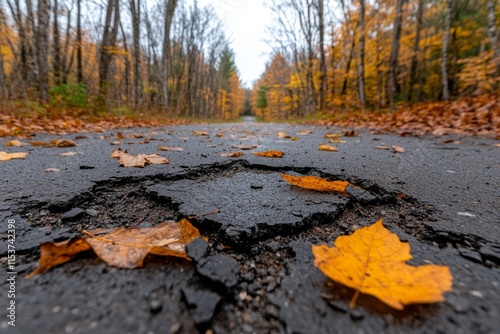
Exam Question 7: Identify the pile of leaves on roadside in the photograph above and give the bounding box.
[0,108,190,137]
[314,93,500,138]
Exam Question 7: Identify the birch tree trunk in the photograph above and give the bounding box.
[388,0,405,108]
[441,0,452,101]
[357,0,366,108]
[37,0,50,103]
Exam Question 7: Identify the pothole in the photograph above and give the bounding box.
[7,161,497,333]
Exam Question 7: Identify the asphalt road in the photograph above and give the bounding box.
[0,118,499,333]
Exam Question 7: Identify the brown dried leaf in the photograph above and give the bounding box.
[0,151,28,161]
[45,168,61,173]
[51,139,77,147]
[30,141,54,147]
[138,154,169,165]
[192,131,210,136]
[5,139,25,147]
[376,146,390,150]
[324,133,342,139]
[392,145,405,153]
[344,130,359,137]
[59,151,79,157]
[252,150,285,158]
[25,238,92,279]
[110,148,123,158]
[119,152,147,168]
[158,146,184,151]
[318,144,339,152]
[277,132,289,138]
[231,145,257,150]
[26,219,202,277]
[221,151,244,157]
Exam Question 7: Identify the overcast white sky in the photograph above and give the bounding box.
[192,0,273,87]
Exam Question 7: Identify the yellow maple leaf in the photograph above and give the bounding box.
[312,219,453,310]
[253,150,285,158]
[280,173,350,193]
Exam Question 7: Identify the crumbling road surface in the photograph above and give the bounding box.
[1,118,499,333]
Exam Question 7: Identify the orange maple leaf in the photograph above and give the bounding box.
[253,150,285,158]
[280,173,350,193]
[312,219,453,310]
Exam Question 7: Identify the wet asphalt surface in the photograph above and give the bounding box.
[0,117,499,333]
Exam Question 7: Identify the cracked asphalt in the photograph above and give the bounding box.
[0,117,499,333]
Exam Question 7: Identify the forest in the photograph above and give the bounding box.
[0,0,498,121]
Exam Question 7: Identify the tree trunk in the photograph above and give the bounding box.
[53,0,61,86]
[0,6,6,93]
[388,0,405,108]
[99,0,120,99]
[318,0,326,111]
[37,0,50,103]
[161,0,178,111]
[442,0,452,101]
[357,0,366,109]
[408,0,424,103]
[76,0,83,84]
[486,0,499,82]
[120,21,131,102]
[130,0,142,106]
[341,36,355,96]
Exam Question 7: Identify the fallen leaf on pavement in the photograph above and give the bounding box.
[324,133,342,139]
[110,148,124,158]
[51,139,77,147]
[5,139,25,147]
[392,145,405,153]
[119,152,147,167]
[138,154,169,165]
[111,149,168,167]
[318,144,338,151]
[192,131,210,136]
[26,219,202,278]
[297,130,313,135]
[25,238,93,279]
[376,145,390,150]
[0,151,28,161]
[344,130,359,137]
[277,132,289,138]
[253,150,285,158]
[231,145,257,150]
[45,168,61,173]
[280,173,350,193]
[329,139,346,144]
[30,141,54,147]
[111,141,121,145]
[59,152,79,157]
[158,146,184,151]
[221,152,244,157]
[312,218,453,310]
